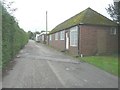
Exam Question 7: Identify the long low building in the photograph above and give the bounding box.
[47,7,118,56]
[39,31,49,44]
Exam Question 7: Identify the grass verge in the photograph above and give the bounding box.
[78,55,119,77]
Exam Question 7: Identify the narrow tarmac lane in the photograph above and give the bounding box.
[3,40,118,88]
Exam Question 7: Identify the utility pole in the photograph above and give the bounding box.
[46,11,48,34]
[46,11,48,44]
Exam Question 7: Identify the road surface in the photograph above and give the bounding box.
[3,40,118,88]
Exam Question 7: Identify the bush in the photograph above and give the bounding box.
[0,3,2,69]
[2,4,28,68]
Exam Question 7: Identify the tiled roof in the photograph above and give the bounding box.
[49,8,117,34]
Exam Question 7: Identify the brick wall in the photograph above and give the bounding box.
[48,25,118,56]
[79,25,118,56]
[80,25,97,56]
[49,32,65,51]
[106,28,118,53]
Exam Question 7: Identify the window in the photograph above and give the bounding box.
[55,33,58,40]
[110,27,117,35]
[49,35,52,41]
[70,26,78,46]
[60,30,65,40]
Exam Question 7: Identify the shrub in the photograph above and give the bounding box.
[2,4,28,68]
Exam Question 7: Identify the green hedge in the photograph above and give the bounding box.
[2,4,28,68]
[0,3,2,69]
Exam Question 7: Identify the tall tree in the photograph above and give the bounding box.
[2,0,18,22]
[2,0,17,14]
[106,1,120,23]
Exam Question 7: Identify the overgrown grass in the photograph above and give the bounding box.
[79,55,119,77]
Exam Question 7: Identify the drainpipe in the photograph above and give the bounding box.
[78,25,80,56]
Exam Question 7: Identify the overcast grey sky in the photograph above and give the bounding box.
[8,0,114,32]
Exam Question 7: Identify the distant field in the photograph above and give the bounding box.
[79,55,119,77]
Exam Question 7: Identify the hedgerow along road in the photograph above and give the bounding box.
[3,40,118,88]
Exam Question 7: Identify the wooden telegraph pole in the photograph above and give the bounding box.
[46,11,48,34]
[46,11,48,44]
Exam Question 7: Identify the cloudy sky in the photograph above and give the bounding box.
[8,0,114,32]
